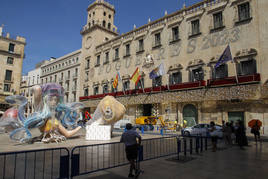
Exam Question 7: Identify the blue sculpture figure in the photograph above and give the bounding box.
[0,83,84,143]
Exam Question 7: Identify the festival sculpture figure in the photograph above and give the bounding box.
[0,83,84,143]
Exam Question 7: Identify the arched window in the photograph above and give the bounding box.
[84,88,88,96]
[108,23,111,29]
[102,20,106,27]
[189,67,204,82]
[183,104,198,127]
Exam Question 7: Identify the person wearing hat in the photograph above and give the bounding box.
[120,123,141,177]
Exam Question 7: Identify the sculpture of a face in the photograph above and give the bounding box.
[98,96,126,124]
[47,96,59,110]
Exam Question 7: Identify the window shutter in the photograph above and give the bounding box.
[169,74,173,85]
[212,67,216,79]
[188,71,192,82]
[178,72,182,83]
[252,59,257,74]
[236,63,242,76]
[224,64,228,78]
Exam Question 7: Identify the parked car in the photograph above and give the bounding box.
[182,123,223,137]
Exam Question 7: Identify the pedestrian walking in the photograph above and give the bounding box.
[236,120,248,149]
[230,121,236,144]
[222,120,229,146]
[209,121,218,152]
[226,122,232,145]
[251,121,261,143]
[120,123,141,178]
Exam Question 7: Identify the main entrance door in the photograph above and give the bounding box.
[228,112,244,124]
[143,104,152,116]
[183,104,198,127]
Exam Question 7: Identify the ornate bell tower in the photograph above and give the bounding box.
[79,0,119,98]
[81,0,118,51]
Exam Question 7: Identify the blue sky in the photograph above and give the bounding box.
[0,0,201,74]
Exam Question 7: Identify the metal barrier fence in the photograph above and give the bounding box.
[0,147,69,179]
[70,136,178,178]
[0,135,219,179]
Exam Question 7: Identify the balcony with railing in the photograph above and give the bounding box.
[73,74,78,79]
[65,76,70,81]
[65,87,70,93]
[80,73,262,101]
[207,73,261,87]
[72,86,77,92]
[4,77,14,83]
[80,80,206,101]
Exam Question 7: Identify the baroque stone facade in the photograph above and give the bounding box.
[0,26,26,111]
[78,0,268,133]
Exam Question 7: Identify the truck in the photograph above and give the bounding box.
[135,116,178,131]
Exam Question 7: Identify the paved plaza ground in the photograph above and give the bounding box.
[0,128,169,152]
[77,141,268,179]
[1,129,268,179]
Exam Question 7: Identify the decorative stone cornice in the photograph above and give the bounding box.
[234,48,257,60]
[83,84,260,107]
[187,59,205,69]
[167,64,183,73]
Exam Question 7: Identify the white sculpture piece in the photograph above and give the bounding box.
[86,96,126,140]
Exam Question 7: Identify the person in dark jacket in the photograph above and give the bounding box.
[251,121,261,143]
[236,120,248,149]
[120,123,141,177]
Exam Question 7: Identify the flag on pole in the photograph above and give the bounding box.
[130,67,141,85]
[215,45,233,68]
[117,71,121,81]
[117,71,125,94]
[149,63,165,79]
[113,73,119,89]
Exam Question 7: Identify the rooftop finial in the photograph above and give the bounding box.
[0,24,4,36]
[148,18,151,23]
[183,0,186,9]
[165,10,168,16]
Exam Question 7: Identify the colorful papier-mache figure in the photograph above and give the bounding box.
[0,83,84,143]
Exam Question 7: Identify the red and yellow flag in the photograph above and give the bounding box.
[131,67,141,85]
[113,74,119,89]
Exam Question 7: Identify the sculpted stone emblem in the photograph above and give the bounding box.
[85,36,92,49]
[142,54,154,68]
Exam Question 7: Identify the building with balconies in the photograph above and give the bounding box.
[0,26,26,111]
[40,49,81,103]
[78,0,268,133]
[19,61,46,116]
